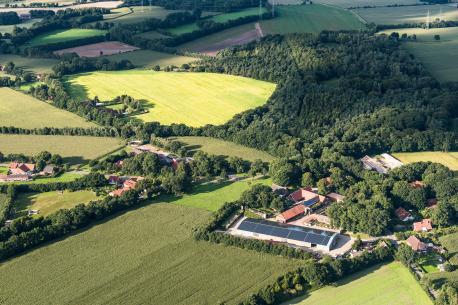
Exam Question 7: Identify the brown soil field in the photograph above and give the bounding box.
[195,27,260,56]
[54,41,139,58]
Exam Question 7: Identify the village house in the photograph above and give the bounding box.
[406,235,427,252]
[9,162,35,175]
[395,207,414,222]
[109,176,144,197]
[40,165,56,176]
[288,188,327,207]
[413,219,433,232]
[276,204,308,223]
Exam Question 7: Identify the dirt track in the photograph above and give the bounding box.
[53,41,139,58]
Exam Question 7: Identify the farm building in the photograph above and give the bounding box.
[9,162,35,175]
[395,207,414,222]
[326,192,345,202]
[289,188,327,207]
[360,153,403,174]
[276,204,308,223]
[234,218,340,251]
[406,235,427,252]
[109,176,144,197]
[40,165,56,176]
[0,174,31,182]
[413,219,432,232]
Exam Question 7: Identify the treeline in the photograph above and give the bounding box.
[122,0,264,12]
[51,54,134,76]
[0,187,15,225]
[0,12,20,25]
[376,20,458,31]
[0,125,120,138]
[0,150,63,170]
[30,10,55,18]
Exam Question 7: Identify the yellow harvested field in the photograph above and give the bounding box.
[393,151,458,170]
[66,70,276,127]
[0,88,96,129]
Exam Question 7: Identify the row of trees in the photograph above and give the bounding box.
[0,12,20,25]
[0,150,63,170]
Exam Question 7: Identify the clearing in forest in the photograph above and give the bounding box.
[66,70,276,127]
[286,262,432,305]
[26,29,107,47]
[173,136,275,162]
[392,151,458,171]
[0,134,124,165]
[0,88,96,129]
[0,201,302,305]
[13,190,101,218]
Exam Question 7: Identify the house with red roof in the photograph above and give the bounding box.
[406,235,427,252]
[413,219,432,232]
[9,162,35,175]
[276,205,308,223]
[395,207,414,222]
[289,188,327,207]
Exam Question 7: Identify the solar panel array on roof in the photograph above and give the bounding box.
[237,218,335,246]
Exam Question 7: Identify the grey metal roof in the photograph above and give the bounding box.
[237,218,337,246]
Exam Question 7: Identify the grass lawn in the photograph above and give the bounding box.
[286,262,432,305]
[66,70,276,127]
[4,172,83,185]
[379,27,458,82]
[0,166,8,174]
[166,7,266,35]
[105,6,181,25]
[354,4,458,25]
[0,134,124,165]
[13,190,100,218]
[439,232,458,266]
[172,136,275,162]
[0,54,58,74]
[392,151,458,171]
[418,253,440,273]
[0,202,302,305]
[103,49,196,68]
[26,28,107,47]
[174,177,271,211]
[0,88,96,129]
[259,4,365,35]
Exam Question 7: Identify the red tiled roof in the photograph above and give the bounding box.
[413,219,432,232]
[290,188,318,203]
[110,188,127,197]
[395,207,411,220]
[406,235,426,251]
[276,205,306,222]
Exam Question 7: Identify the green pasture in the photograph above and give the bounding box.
[166,7,266,35]
[392,151,458,171]
[173,177,271,211]
[260,4,365,35]
[286,262,432,305]
[417,253,440,273]
[0,88,96,129]
[103,49,196,68]
[5,172,83,185]
[26,28,107,47]
[105,6,181,25]
[354,4,458,25]
[65,70,276,127]
[0,166,8,174]
[0,202,301,305]
[0,54,58,74]
[13,190,100,218]
[0,134,124,165]
[439,232,458,265]
[380,27,458,82]
[172,136,275,162]
[0,18,41,34]
[313,0,422,8]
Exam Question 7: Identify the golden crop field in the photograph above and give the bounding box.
[66,70,276,127]
[0,88,96,129]
[393,151,458,170]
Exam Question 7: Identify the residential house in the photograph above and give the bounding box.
[413,219,433,232]
[109,176,144,197]
[40,165,56,176]
[9,162,35,175]
[289,188,327,207]
[276,205,308,223]
[406,235,427,252]
[395,207,414,222]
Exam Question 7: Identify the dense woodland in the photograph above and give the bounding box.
[122,0,264,11]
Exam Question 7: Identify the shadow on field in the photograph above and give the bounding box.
[63,156,88,165]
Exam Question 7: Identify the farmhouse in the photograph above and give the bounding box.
[413,219,432,232]
[9,162,35,175]
[289,188,327,207]
[109,176,144,197]
[0,174,31,182]
[395,207,414,222]
[276,204,308,223]
[406,235,427,252]
[360,153,403,174]
[40,165,56,176]
[234,218,340,252]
